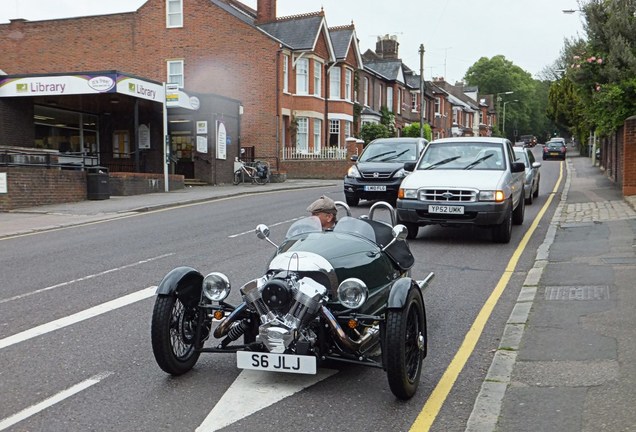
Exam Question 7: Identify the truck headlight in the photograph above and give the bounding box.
[479,190,505,202]
[337,278,368,309]
[399,188,418,199]
[347,165,361,178]
[202,272,231,301]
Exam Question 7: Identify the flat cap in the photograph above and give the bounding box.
[306,195,337,215]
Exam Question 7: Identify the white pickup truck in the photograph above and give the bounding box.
[396,137,525,243]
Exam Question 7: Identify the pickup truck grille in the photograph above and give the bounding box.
[419,189,477,202]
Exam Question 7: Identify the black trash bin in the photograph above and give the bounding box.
[86,167,110,200]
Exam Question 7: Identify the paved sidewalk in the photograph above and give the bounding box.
[0,179,338,238]
[467,153,636,431]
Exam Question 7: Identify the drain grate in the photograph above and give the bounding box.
[544,285,610,300]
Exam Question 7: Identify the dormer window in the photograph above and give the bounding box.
[167,0,183,28]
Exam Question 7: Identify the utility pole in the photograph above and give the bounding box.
[419,44,425,138]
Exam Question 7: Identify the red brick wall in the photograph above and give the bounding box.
[0,0,280,159]
[280,159,350,179]
[0,167,86,211]
[623,116,636,196]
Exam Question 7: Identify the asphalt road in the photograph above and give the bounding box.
[0,147,563,432]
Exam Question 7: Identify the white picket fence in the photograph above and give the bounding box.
[282,147,348,160]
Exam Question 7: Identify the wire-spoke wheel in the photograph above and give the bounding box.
[232,170,243,185]
[151,295,201,375]
[385,288,426,400]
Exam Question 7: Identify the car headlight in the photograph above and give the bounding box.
[399,188,418,199]
[479,190,505,202]
[347,165,361,178]
[337,278,368,309]
[202,272,231,301]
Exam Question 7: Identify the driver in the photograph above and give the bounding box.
[306,195,337,230]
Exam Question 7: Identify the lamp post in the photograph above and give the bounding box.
[502,99,518,138]
[496,91,514,133]
[419,44,425,138]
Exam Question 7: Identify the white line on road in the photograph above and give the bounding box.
[0,287,156,350]
[196,368,338,432]
[0,253,173,305]
[228,217,301,238]
[0,371,113,431]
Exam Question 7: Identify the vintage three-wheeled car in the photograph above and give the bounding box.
[151,201,434,399]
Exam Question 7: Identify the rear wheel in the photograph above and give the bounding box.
[512,190,525,225]
[525,188,533,205]
[385,289,426,400]
[533,179,540,198]
[151,295,201,375]
[253,172,268,185]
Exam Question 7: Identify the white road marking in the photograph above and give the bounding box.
[0,287,156,350]
[0,371,113,431]
[196,368,338,432]
[0,253,173,305]
[228,217,302,238]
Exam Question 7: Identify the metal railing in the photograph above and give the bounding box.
[0,148,98,170]
[282,147,348,160]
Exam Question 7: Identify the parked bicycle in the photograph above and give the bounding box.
[232,159,269,185]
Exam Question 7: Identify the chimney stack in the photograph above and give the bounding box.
[256,0,276,24]
[375,35,399,59]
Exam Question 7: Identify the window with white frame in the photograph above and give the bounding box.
[296,117,308,153]
[283,54,289,93]
[434,97,441,115]
[166,0,183,28]
[313,61,322,97]
[329,67,341,99]
[411,91,418,111]
[313,119,322,153]
[378,84,383,108]
[387,87,393,112]
[479,111,484,124]
[364,77,369,106]
[397,89,401,114]
[344,121,351,138]
[329,119,340,147]
[296,58,309,95]
[345,69,352,101]
[167,60,184,88]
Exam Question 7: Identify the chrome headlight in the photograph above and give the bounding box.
[347,165,361,178]
[202,272,231,301]
[337,278,368,309]
[479,190,505,203]
[401,188,418,199]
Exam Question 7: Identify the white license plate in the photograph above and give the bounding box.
[364,185,386,191]
[429,204,464,214]
[236,351,317,374]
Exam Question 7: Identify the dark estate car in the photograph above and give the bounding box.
[344,137,428,206]
[543,139,567,160]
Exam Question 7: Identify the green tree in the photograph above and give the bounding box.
[402,122,432,141]
[359,123,391,144]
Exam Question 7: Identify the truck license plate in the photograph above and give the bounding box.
[429,204,464,214]
[364,185,386,191]
[236,351,317,374]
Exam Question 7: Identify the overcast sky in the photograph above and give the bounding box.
[0,0,586,83]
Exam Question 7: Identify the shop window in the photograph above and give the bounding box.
[33,106,98,154]
[167,0,183,28]
[113,131,130,158]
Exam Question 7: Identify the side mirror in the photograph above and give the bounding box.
[404,161,416,172]
[532,162,542,168]
[350,155,358,162]
[511,161,525,173]
[255,224,270,239]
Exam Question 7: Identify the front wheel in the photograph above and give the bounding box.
[151,294,201,375]
[492,205,512,243]
[345,195,360,207]
[385,288,426,400]
[232,170,242,185]
[512,190,525,225]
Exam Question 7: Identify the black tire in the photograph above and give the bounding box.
[345,195,360,207]
[254,173,268,185]
[533,179,540,198]
[402,221,419,240]
[232,170,242,185]
[525,189,533,205]
[385,288,426,400]
[492,204,512,243]
[151,295,201,375]
[512,190,525,225]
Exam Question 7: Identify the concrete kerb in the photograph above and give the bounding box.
[464,160,572,432]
